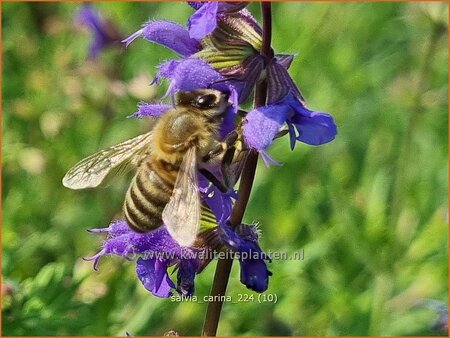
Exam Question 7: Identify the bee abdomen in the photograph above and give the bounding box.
[124,167,172,232]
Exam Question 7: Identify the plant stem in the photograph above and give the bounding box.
[201,3,272,336]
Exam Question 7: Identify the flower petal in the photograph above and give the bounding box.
[199,176,233,224]
[235,8,263,36]
[83,249,106,271]
[218,222,271,293]
[239,258,272,293]
[214,9,262,49]
[260,150,282,167]
[136,257,175,298]
[243,104,290,151]
[129,103,171,119]
[187,1,205,10]
[267,61,304,104]
[218,222,258,254]
[165,58,231,95]
[152,60,181,86]
[88,221,219,297]
[289,99,337,145]
[106,220,133,235]
[235,55,264,104]
[188,2,248,13]
[177,259,198,296]
[291,113,338,145]
[188,2,219,40]
[131,226,184,256]
[75,4,121,59]
[76,4,99,27]
[123,20,201,56]
[88,36,108,59]
[234,223,261,242]
[275,53,296,70]
[287,122,297,150]
[94,220,183,258]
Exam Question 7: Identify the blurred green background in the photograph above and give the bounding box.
[2,2,448,336]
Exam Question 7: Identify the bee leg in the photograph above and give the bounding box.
[202,130,239,162]
[198,168,229,193]
[202,144,225,163]
[220,146,237,189]
[199,144,239,193]
[202,143,226,163]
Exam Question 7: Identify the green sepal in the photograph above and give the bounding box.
[194,11,262,74]
[199,204,218,232]
[214,13,262,51]
[194,45,254,71]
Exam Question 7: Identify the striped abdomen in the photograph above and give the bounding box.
[123,160,177,232]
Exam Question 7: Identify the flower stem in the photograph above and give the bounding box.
[201,3,272,336]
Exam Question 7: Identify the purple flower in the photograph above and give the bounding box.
[121,8,238,58]
[82,1,337,300]
[162,58,231,95]
[122,20,201,57]
[190,9,336,152]
[432,307,448,333]
[122,6,263,103]
[84,163,264,297]
[122,18,241,99]
[86,219,271,297]
[243,93,337,152]
[86,221,202,297]
[75,4,122,59]
[128,103,172,119]
[192,8,303,106]
[267,59,305,104]
[133,58,239,138]
[415,299,449,334]
[188,2,219,40]
[193,9,265,103]
[218,223,272,293]
[84,167,235,298]
[187,2,248,40]
[130,55,336,159]
[198,180,233,225]
[136,257,175,298]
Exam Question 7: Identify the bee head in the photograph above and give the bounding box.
[176,90,230,114]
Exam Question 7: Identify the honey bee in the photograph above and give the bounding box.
[63,89,245,247]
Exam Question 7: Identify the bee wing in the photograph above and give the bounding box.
[162,146,200,247]
[62,131,153,190]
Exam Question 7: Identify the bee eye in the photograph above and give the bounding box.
[196,94,216,108]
